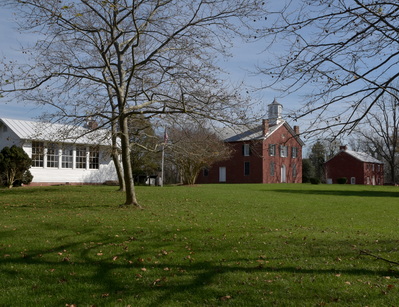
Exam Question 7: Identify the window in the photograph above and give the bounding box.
[62,147,73,169]
[32,141,44,167]
[244,162,250,176]
[372,164,375,171]
[292,147,298,158]
[292,163,297,178]
[351,177,356,184]
[243,144,250,156]
[203,168,209,177]
[76,146,87,169]
[269,144,276,156]
[280,145,288,157]
[270,162,275,176]
[47,143,59,168]
[89,147,99,169]
[377,164,381,172]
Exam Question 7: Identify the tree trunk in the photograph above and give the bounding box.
[111,147,125,191]
[119,115,141,208]
[390,161,396,184]
[111,122,125,191]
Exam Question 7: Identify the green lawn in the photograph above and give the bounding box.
[0,183,399,306]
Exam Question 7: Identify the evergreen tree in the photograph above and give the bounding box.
[0,146,33,188]
[308,141,326,183]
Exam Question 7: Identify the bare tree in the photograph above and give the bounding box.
[168,123,232,185]
[0,0,265,207]
[354,93,399,184]
[259,1,399,137]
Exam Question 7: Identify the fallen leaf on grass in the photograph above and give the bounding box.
[220,295,232,301]
[152,278,167,286]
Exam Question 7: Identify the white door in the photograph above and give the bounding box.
[219,167,226,182]
[281,164,286,183]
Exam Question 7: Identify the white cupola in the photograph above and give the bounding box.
[268,98,283,126]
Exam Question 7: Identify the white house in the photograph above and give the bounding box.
[0,118,118,186]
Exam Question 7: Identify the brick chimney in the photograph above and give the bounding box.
[293,125,300,136]
[85,119,98,130]
[339,145,347,151]
[262,119,269,135]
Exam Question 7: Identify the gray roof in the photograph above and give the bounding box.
[220,120,304,146]
[344,150,384,164]
[224,122,282,142]
[0,118,111,146]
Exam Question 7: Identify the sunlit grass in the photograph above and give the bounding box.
[0,183,399,306]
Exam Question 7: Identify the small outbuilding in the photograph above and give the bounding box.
[324,146,384,185]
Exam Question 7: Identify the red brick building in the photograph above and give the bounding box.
[196,100,304,184]
[324,146,384,185]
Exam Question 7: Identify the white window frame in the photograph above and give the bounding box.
[89,146,100,169]
[76,146,87,169]
[32,141,44,168]
[46,143,59,168]
[62,147,73,169]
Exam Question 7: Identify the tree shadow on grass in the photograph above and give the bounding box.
[1,223,399,306]
[270,189,399,198]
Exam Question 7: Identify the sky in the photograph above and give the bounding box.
[0,1,309,140]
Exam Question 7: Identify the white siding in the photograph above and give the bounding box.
[24,142,118,184]
[29,162,117,184]
[0,121,25,148]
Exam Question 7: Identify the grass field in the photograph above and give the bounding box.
[1,183,399,306]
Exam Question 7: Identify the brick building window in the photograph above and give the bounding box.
[292,147,298,158]
[280,145,288,157]
[244,162,250,176]
[269,144,276,156]
[203,168,209,177]
[32,141,44,167]
[292,163,297,178]
[270,162,275,176]
[243,144,251,156]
